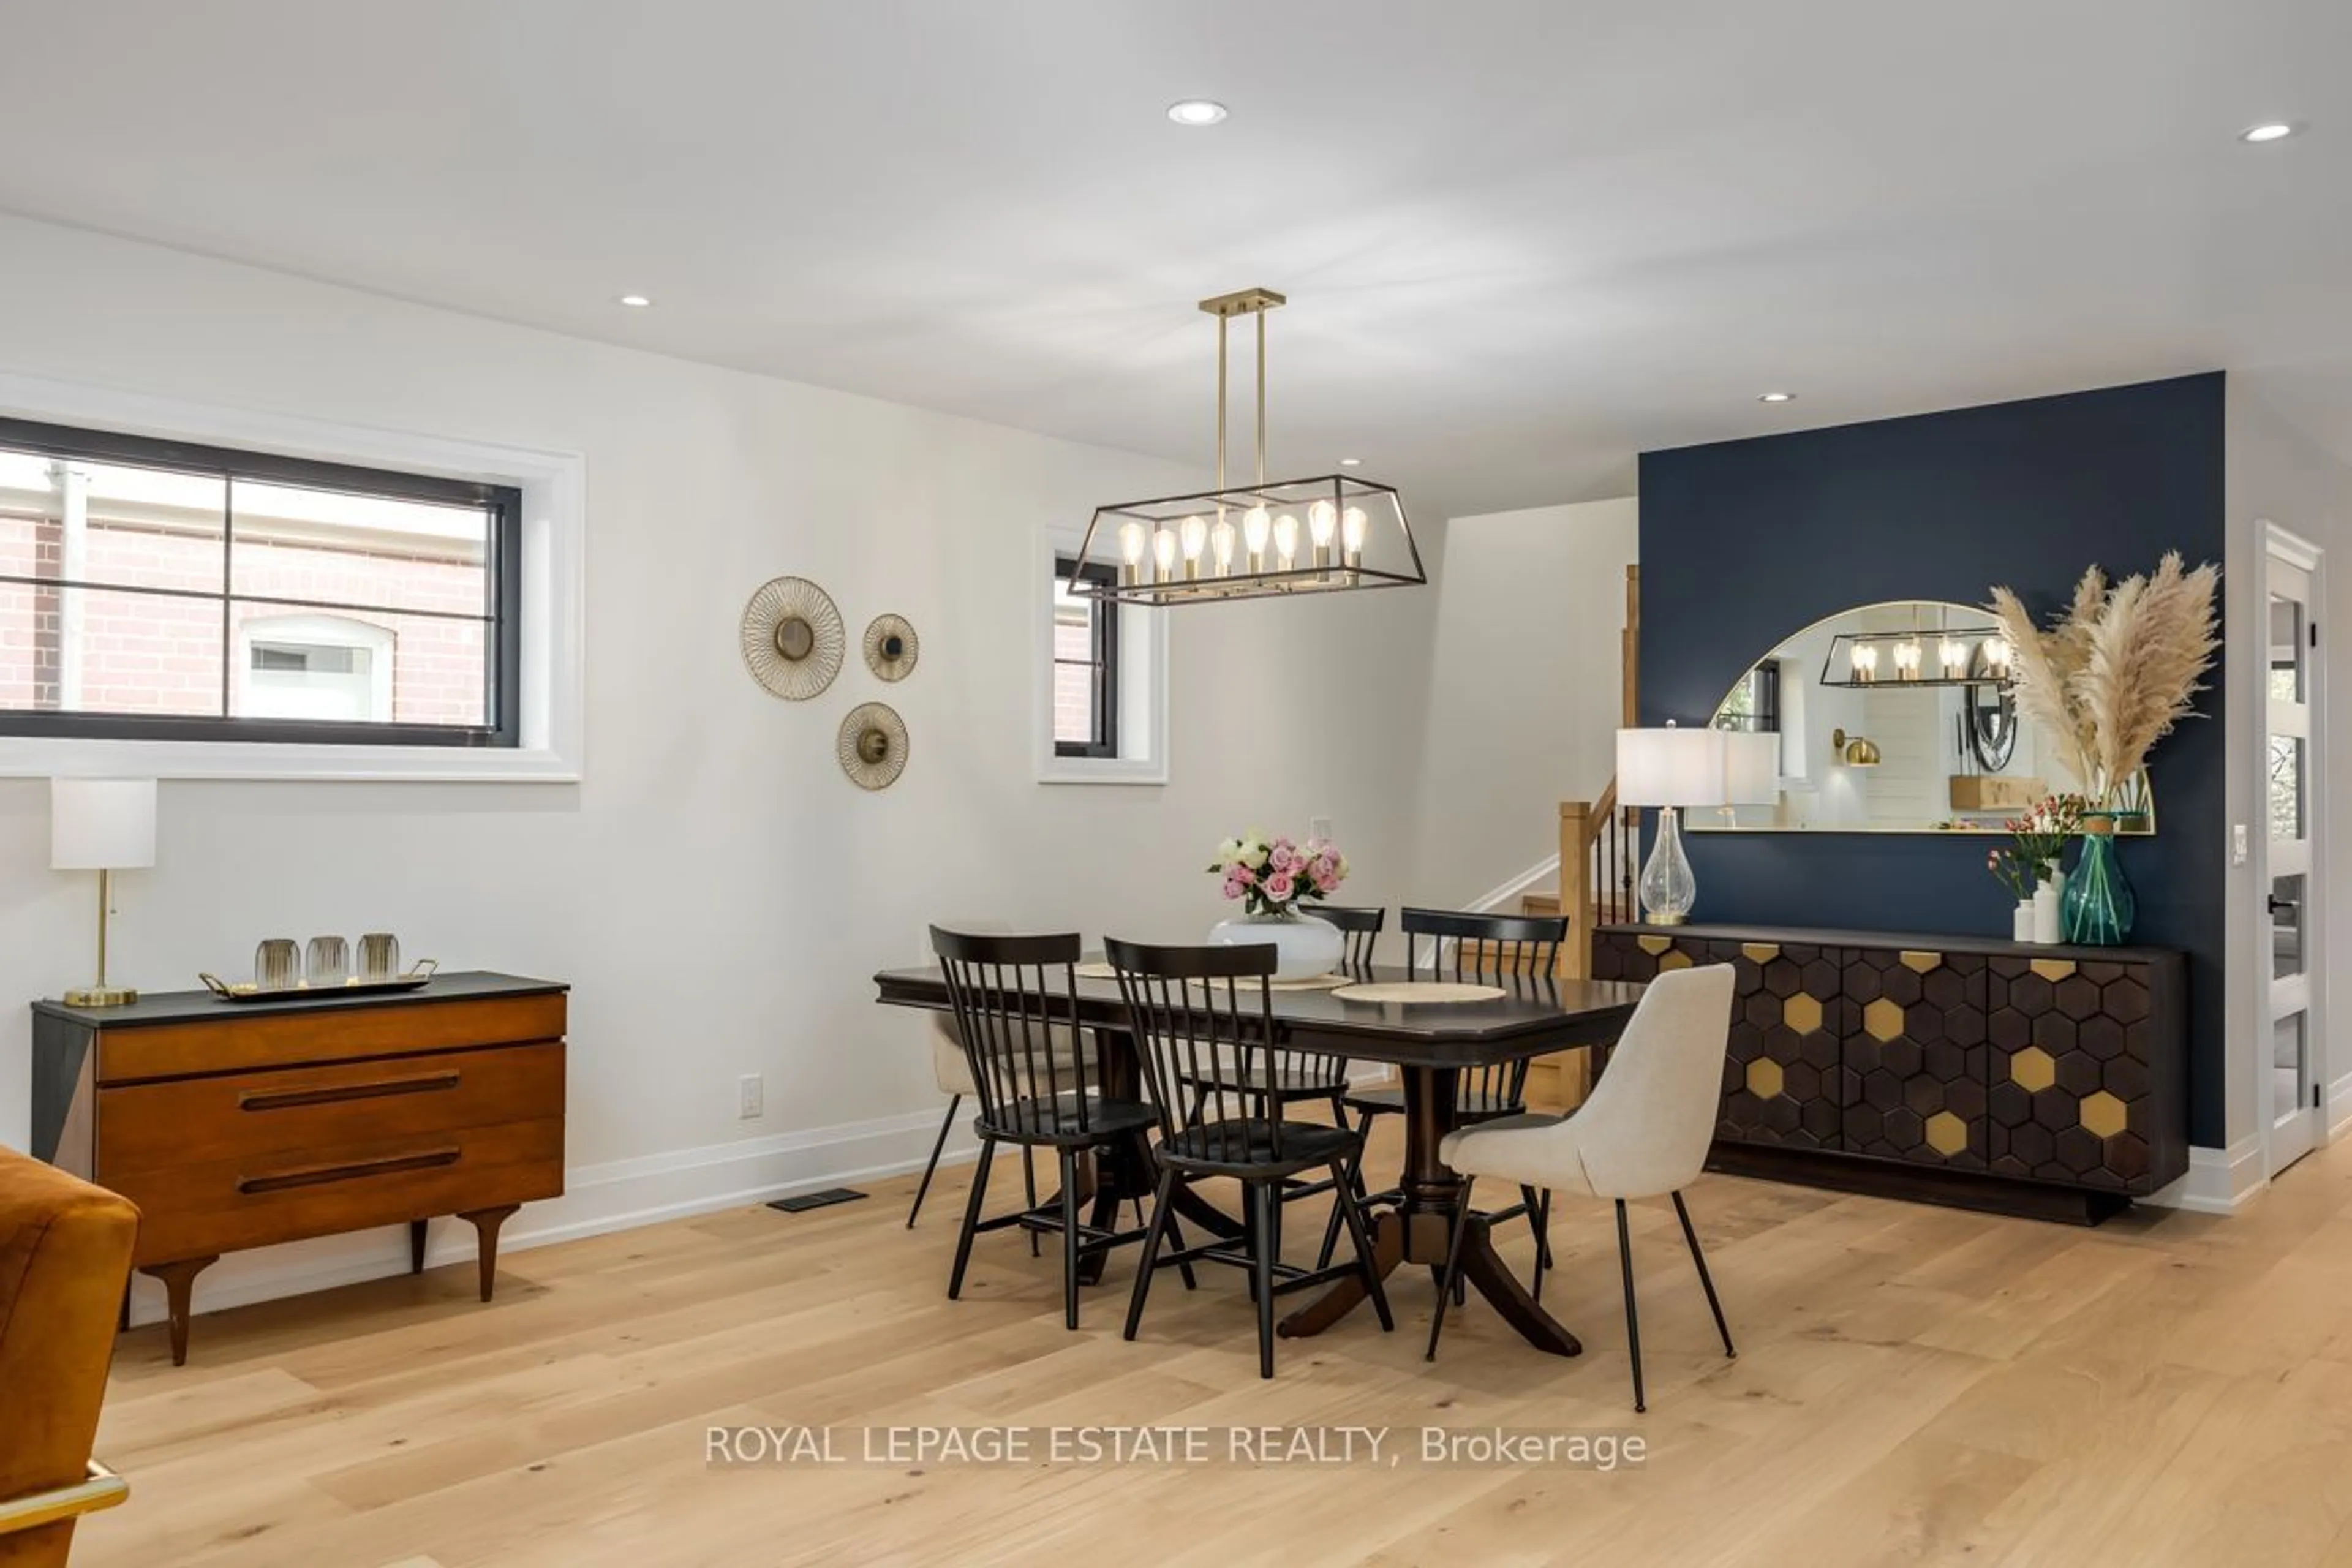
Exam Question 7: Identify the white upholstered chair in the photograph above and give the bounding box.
[908,1015,1083,1229]
[1428,963,1739,1411]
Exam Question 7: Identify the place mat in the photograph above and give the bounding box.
[1073,961,1118,979]
[1331,981,1507,1005]
[1072,962,1351,993]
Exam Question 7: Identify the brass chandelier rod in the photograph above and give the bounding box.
[1256,306,1267,488]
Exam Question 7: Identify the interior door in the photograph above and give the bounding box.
[2266,537,2323,1174]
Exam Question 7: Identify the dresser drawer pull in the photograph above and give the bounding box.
[239,1070,463,1114]
[238,1148,461,1196]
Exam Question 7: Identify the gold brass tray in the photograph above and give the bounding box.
[199,960,440,1003]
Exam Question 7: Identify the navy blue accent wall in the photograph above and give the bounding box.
[1638,373,2227,1145]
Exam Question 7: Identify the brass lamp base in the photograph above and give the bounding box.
[1643,913,1688,927]
[63,984,138,1008]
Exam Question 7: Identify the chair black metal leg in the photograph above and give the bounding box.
[1125,1165,1180,1341]
[1251,1182,1278,1379]
[1672,1190,1735,1357]
[947,1138,995,1300]
[1330,1159,1392,1332]
[1020,1146,1041,1257]
[1164,1178,1199,1292]
[1532,1189,1551,1303]
[1059,1148,1082,1332]
[1616,1198,1645,1413]
[1316,1106,1376,1270]
[1425,1176,1477,1360]
[907,1094,960,1227]
[1521,1183,1553,1269]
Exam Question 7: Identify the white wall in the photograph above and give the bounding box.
[2225,374,2352,1201]
[1411,499,1637,901]
[0,214,1437,1314]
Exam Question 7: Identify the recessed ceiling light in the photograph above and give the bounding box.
[1167,99,1228,127]
[1339,456,1362,466]
[617,293,654,308]
[1758,391,1796,404]
[2241,122,2296,143]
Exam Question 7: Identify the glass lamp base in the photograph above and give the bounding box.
[1638,806,1698,926]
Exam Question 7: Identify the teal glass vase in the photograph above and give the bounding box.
[2060,820,2135,945]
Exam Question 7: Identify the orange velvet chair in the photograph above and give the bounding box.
[0,1148,138,1567]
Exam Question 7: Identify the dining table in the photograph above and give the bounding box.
[872,962,1645,1357]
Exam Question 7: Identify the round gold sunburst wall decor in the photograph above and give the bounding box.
[837,702,909,791]
[863,614,920,682]
[741,576,844,701]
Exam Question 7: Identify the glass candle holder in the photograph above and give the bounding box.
[305,935,350,987]
[254,938,300,992]
[358,932,401,981]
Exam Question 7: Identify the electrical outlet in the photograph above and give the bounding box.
[1310,815,1334,844]
[738,1074,764,1120]
[2232,823,2249,867]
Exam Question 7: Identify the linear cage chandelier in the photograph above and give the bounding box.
[1821,609,2015,689]
[1070,288,1423,606]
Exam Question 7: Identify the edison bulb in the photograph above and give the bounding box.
[1939,638,1966,677]
[1151,527,1177,582]
[1118,521,1147,584]
[1308,499,1336,545]
[1341,505,1368,565]
[1242,505,1271,570]
[1209,517,1236,575]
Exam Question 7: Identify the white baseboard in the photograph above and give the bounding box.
[2143,1134,2267,1215]
[2329,1071,2352,1143]
[127,1105,982,1328]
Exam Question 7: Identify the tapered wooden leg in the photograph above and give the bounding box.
[456,1205,519,1303]
[141,1257,217,1367]
[410,1218,429,1275]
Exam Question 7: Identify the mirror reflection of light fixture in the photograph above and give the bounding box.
[1832,728,1882,767]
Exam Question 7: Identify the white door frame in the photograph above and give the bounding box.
[2259,521,2329,1178]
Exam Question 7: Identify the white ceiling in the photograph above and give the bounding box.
[2,1,2348,518]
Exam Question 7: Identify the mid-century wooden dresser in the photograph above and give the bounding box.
[30,971,568,1363]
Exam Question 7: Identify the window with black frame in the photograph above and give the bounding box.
[1713,663,1781,734]
[0,416,521,747]
[1052,556,1120,758]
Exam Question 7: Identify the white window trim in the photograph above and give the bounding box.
[0,370,584,782]
[1034,525,1167,786]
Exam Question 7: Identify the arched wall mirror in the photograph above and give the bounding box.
[1695,600,2155,835]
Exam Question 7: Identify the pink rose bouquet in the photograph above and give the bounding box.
[1207,830,1349,917]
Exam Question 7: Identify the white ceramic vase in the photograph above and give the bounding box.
[1207,911,1345,981]
[2011,901,2036,943]
[2033,878,2063,945]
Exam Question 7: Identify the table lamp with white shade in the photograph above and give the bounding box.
[1615,725,1726,926]
[51,777,157,1006]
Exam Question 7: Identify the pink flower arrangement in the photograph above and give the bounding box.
[1207,830,1349,918]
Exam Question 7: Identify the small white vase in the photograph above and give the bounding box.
[2033,879,2062,945]
[2011,900,2037,944]
[1207,911,1345,981]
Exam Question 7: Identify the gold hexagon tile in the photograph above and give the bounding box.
[1637,935,1673,956]
[2030,959,2078,983]
[1657,949,1694,971]
[1924,1110,1969,1156]
[2079,1090,2128,1139]
[1746,1058,1785,1099]
[1741,942,1781,964]
[1899,950,1943,974]
[1782,993,1823,1035]
[2010,1046,2056,1093]
[1863,997,1905,1042]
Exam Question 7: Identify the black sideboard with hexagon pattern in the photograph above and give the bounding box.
[1593,924,2187,1221]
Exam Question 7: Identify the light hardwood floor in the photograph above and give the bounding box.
[75,1130,2352,1568]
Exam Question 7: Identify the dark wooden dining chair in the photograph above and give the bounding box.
[1314,904,1385,971]
[1318,907,1568,1279]
[1173,905,1383,1128]
[932,927,1161,1330]
[1106,937,1393,1378]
